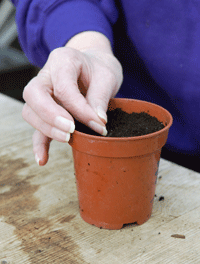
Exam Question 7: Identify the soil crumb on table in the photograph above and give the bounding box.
[75,108,165,137]
[158,196,165,201]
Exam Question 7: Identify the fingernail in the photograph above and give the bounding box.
[55,116,75,133]
[66,132,71,142]
[88,121,107,136]
[52,128,71,142]
[35,153,40,166]
[96,106,107,123]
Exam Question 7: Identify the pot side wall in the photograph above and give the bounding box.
[72,148,161,230]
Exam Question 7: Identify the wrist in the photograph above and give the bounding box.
[65,31,113,54]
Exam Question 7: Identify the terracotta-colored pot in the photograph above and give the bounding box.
[69,98,173,230]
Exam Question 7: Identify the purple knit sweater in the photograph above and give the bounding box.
[11,0,200,157]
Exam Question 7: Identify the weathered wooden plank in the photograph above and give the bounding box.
[0,94,199,264]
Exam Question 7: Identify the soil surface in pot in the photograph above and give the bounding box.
[75,108,165,137]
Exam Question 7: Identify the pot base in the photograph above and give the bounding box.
[80,211,152,230]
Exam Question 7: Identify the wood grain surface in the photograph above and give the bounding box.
[0,94,200,264]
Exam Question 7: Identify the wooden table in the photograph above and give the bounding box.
[0,93,200,264]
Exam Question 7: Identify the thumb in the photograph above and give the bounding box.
[32,130,52,166]
[94,105,108,124]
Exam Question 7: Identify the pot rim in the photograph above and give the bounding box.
[72,98,173,142]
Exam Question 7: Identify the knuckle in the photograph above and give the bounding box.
[49,48,62,60]
[107,66,123,89]
[105,56,123,86]
[49,48,70,65]
[50,47,80,63]
[68,93,83,109]
[22,77,36,102]
[22,83,30,102]
[54,85,68,99]
[106,70,117,84]
[116,63,124,85]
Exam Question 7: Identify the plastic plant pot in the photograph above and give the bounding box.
[69,98,173,230]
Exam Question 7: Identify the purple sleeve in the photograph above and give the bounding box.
[11,0,118,67]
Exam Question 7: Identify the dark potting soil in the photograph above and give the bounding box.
[75,108,165,137]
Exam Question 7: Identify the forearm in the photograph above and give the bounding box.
[12,0,117,67]
[65,31,113,54]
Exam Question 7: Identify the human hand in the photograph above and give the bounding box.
[22,32,123,165]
